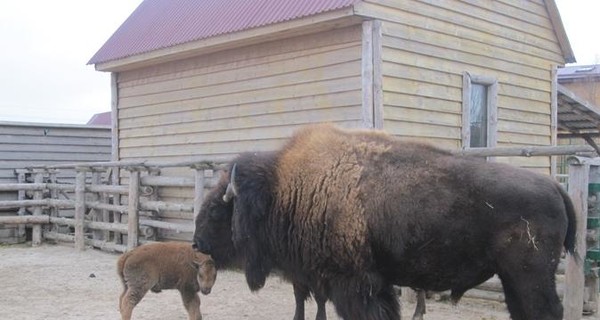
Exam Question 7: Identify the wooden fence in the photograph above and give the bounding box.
[0,159,223,252]
[0,144,597,319]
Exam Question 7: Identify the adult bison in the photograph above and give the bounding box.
[193,124,576,320]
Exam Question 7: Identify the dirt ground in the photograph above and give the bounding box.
[0,243,579,320]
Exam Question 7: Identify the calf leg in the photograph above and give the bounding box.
[120,283,152,320]
[119,284,128,315]
[180,289,203,320]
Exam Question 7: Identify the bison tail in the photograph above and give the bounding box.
[558,184,577,258]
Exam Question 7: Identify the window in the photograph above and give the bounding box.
[462,73,498,149]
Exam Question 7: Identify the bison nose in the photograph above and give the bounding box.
[193,239,212,254]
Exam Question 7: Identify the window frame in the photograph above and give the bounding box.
[461,72,498,149]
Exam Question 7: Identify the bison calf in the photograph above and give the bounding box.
[117,242,217,320]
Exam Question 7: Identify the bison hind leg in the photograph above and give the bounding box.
[411,289,426,320]
[497,271,562,320]
[495,244,563,319]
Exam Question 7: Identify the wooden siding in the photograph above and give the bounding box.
[0,123,111,185]
[116,25,364,163]
[355,0,566,171]
[115,25,364,240]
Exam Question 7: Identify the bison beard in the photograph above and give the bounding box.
[193,124,577,320]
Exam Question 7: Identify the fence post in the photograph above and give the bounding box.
[48,169,59,235]
[100,169,111,241]
[90,170,103,241]
[74,167,87,250]
[127,168,141,250]
[110,168,123,245]
[31,170,45,246]
[564,161,589,319]
[15,169,28,242]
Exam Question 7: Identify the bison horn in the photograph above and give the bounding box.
[222,163,238,202]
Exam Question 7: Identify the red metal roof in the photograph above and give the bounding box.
[88,0,359,65]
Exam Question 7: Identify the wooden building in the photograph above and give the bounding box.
[88,0,577,239]
[89,0,575,171]
[0,121,111,243]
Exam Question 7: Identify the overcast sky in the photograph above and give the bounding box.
[0,0,597,125]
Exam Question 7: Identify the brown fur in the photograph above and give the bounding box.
[117,242,216,320]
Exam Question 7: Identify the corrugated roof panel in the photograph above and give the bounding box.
[88,0,359,65]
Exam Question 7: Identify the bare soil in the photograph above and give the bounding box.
[0,243,571,320]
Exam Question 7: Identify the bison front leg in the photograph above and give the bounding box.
[292,283,308,320]
[313,288,327,320]
[330,276,399,320]
[292,282,328,320]
[180,289,203,320]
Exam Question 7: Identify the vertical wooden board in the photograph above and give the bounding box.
[550,66,558,177]
[112,72,120,162]
[74,170,86,250]
[563,163,588,320]
[373,20,384,129]
[127,170,141,250]
[362,20,374,128]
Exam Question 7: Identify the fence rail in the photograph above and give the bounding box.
[0,160,219,252]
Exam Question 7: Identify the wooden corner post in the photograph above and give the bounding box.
[127,168,141,250]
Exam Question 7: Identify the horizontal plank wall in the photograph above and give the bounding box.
[0,122,111,186]
[356,0,566,172]
[116,25,364,164]
[115,25,363,240]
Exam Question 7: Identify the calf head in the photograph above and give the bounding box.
[193,254,217,295]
